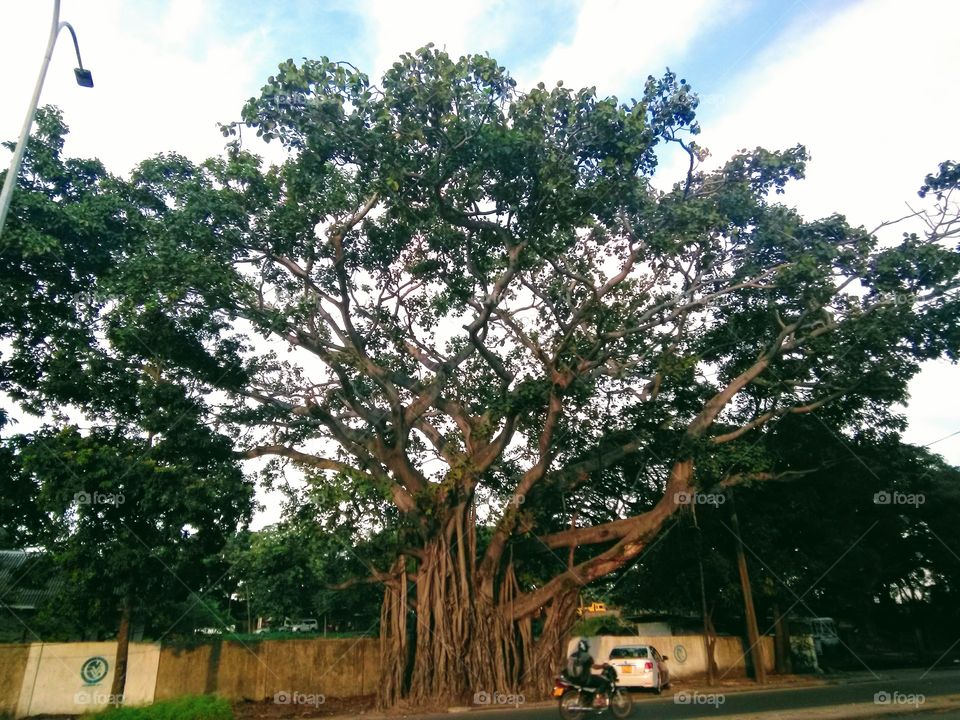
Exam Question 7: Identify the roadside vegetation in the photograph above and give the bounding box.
[91,696,232,720]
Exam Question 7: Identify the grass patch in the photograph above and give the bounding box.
[91,695,232,720]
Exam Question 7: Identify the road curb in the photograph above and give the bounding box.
[700,693,960,720]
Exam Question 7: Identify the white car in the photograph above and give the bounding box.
[607,645,670,692]
[195,625,236,635]
[288,618,319,633]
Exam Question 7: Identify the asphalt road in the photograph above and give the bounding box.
[629,670,952,719]
[407,668,960,720]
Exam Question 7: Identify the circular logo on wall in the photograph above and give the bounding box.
[674,644,688,664]
[80,656,109,685]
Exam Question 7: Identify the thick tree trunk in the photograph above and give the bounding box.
[694,504,717,685]
[728,490,766,684]
[773,602,793,674]
[375,456,700,708]
[704,610,720,683]
[522,588,580,697]
[110,600,131,702]
[377,501,580,708]
[378,558,408,708]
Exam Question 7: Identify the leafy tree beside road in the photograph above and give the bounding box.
[0,109,254,697]
[226,511,382,634]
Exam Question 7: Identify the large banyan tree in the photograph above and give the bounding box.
[17,47,957,705]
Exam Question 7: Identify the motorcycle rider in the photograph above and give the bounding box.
[565,639,612,705]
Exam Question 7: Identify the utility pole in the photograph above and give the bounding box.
[728,489,766,684]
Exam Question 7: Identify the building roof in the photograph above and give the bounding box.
[0,550,63,610]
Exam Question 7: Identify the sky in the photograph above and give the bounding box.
[1,0,958,526]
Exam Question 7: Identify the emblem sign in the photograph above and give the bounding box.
[80,656,109,685]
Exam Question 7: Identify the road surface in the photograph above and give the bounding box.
[403,668,960,720]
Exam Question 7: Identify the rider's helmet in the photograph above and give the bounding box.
[577,639,589,653]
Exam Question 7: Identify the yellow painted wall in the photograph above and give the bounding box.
[14,642,159,717]
[569,634,778,680]
[154,637,378,702]
[0,644,30,715]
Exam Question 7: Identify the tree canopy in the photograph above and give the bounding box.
[1,46,958,705]
[0,108,254,651]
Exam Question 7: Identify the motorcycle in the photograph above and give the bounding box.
[554,663,632,719]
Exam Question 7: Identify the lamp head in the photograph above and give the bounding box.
[74,67,94,88]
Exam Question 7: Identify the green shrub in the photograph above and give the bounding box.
[91,695,232,720]
[571,615,638,637]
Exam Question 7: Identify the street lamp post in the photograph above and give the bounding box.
[0,0,93,238]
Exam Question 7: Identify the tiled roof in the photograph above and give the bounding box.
[0,549,30,572]
[0,550,62,610]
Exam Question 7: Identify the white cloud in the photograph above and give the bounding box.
[0,0,272,175]
[160,0,208,42]
[899,360,960,463]
[358,0,512,80]
[666,0,960,228]
[522,0,746,94]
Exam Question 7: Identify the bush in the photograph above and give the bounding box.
[91,695,233,720]
[571,615,638,637]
